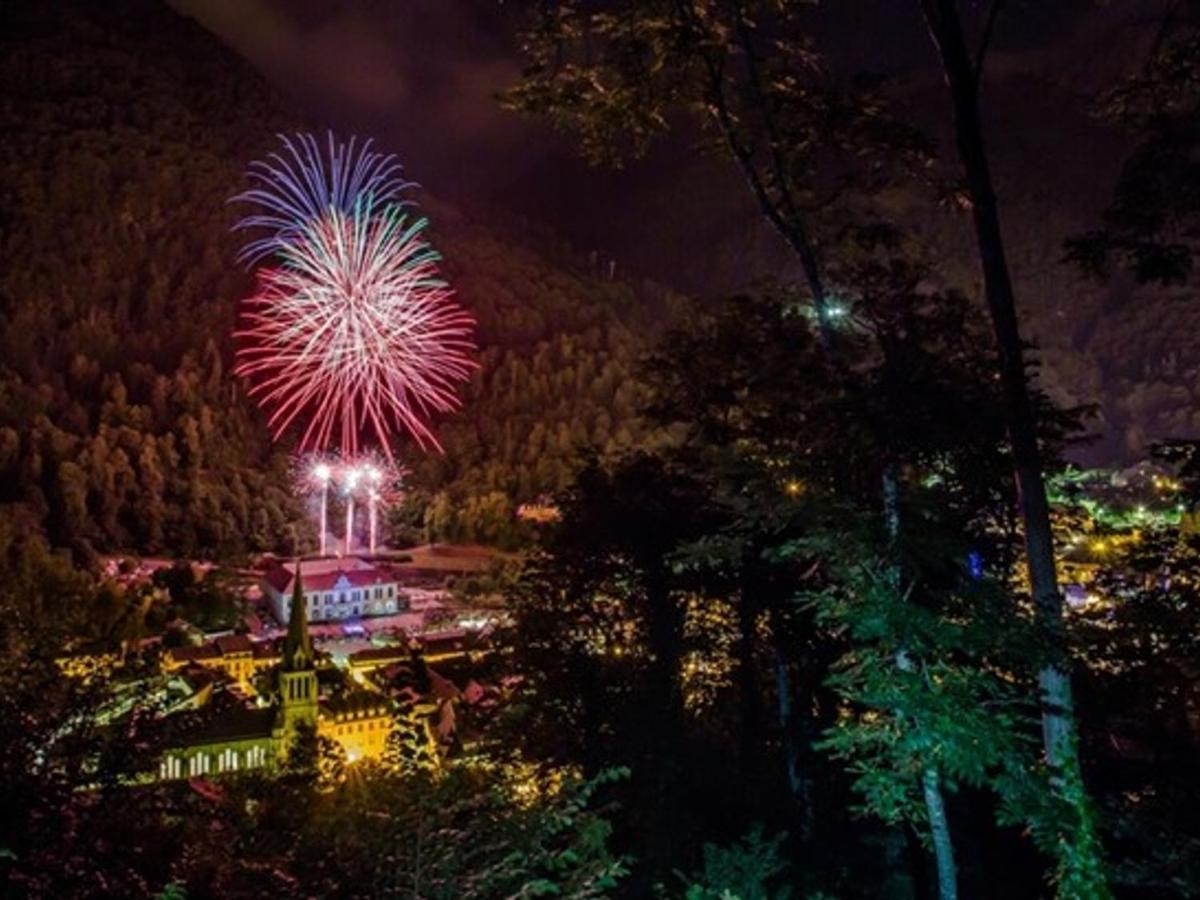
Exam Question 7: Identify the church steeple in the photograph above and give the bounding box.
[282,560,313,672]
[276,560,319,755]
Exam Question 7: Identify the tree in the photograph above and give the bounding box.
[505,0,926,337]
[682,825,791,900]
[914,0,1112,890]
[508,9,954,892]
[504,452,742,884]
[1073,526,1200,897]
[1068,33,1200,284]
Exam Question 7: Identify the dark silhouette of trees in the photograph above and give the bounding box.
[916,1,1108,892]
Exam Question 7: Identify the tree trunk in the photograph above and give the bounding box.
[923,758,958,900]
[884,463,958,900]
[640,561,687,874]
[772,638,815,841]
[736,557,765,784]
[916,0,1107,892]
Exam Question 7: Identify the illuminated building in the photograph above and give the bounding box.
[161,633,279,688]
[158,565,395,780]
[262,557,405,624]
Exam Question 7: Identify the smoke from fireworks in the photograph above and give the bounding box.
[232,133,476,459]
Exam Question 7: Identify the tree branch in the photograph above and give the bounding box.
[671,0,836,348]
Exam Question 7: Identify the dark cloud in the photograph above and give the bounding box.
[167,0,1187,295]
[168,0,550,198]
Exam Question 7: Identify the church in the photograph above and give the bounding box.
[158,564,395,780]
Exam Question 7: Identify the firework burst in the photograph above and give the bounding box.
[232,133,476,459]
[232,132,413,265]
[235,198,476,457]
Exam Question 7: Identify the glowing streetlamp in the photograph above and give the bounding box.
[343,467,362,556]
[313,463,333,555]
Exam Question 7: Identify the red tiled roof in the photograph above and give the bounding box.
[167,636,276,665]
[303,568,395,592]
[418,629,470,653]
[263,560,396,595]
[182,705,276,746]
[320,690,392,719]
[263,564,291,594]
[427,667,460,702]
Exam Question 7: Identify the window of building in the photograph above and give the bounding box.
[219,748,239,772]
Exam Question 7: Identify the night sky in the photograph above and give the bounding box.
[169,0,1179,294]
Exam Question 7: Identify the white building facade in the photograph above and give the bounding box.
[263,558,405,624]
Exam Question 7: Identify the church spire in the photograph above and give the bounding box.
[282,560,313,672]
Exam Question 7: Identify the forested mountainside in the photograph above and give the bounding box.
[409,212,682,545]
[0,0,673,561]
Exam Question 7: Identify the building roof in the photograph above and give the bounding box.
[427,666,461,703]
[264,557,395,594]
[214,634,253,656]
[166,643,220,664]
[182,705,276,747]
[417,628,472,654]
[177,664,216,690]
[165,635,278,667]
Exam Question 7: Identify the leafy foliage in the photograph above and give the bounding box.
[1068,35,1200,284]
[681,825,791,900]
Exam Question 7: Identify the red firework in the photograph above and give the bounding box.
[234,200,476,459]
